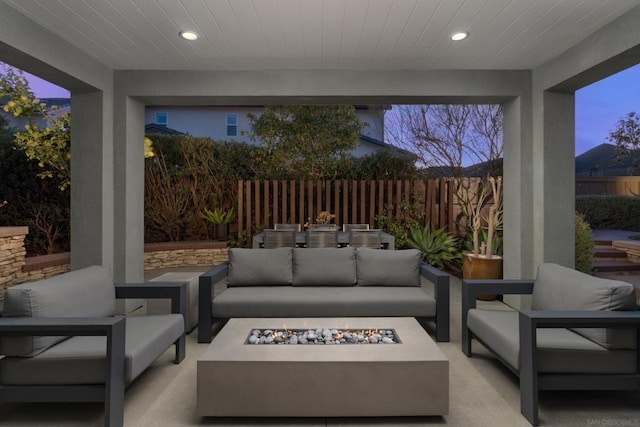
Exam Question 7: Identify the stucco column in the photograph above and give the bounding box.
[542,91,576,267]
[70,91,114,270]
[531,89,575,270]
[113,95,145,283]
[503,95,534,280]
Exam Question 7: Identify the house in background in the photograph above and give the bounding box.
[144,105,400,157]
[0,97,70,130]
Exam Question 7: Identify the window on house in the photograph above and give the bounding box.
[226,113,238,137]
[155,112,168,126]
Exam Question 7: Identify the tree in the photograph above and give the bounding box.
[385,104,504,238]
[246,105,364,179]
[0,115,70,254]
[608,112,640,174]
[385,104,503,176]
[0,65,71,190]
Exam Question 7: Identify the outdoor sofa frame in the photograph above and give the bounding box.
[0,282,186,427]
[461,279,640,426]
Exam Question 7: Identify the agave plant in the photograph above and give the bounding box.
[408,224,459,270]
[201,207,236,224]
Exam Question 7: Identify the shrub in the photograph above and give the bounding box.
[575,212,594,274]
[0,117,69,255]
[576,195,640,231]
[375,198,425,249]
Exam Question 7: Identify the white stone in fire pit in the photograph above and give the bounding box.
[197,317,449,417]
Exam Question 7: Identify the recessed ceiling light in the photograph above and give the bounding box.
[450,31,469,42]
[179,31,199,41]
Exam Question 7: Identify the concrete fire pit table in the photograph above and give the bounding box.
[197,317,449,417]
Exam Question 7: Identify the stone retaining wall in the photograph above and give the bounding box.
[0,227,28,297]
[143,242,229,270]
[0,231,229,301]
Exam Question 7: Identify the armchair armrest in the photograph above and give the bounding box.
[115,282,187,318]
[462,279,534,312]
[198,262,229,343]
[420,262,450,342]
[0,317,126,412]
[518,310,640,425]
[461,279,534,356]
[0,316,126,336]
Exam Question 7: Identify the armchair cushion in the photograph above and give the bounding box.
[531,263,637,349]
[292,247,356,286]
[227,248,292,286]
[356,248,421,287]
[0,314,183,385]
[0,266,116,357]
[467,309,637,374]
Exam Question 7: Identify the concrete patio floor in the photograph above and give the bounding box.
[0,267,639,426]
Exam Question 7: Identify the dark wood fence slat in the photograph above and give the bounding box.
[447,179,454,232]
[237,180,244,235]
[245,181,251,233]
[334,180,341,225]
[395,180,402,220]
[263,181,269,228]
[273,180,279,225]
[369,180,376,227]
[360,181,366,224]
[343,180,349,225]
[351,180,357,224]
[315,181,321,222]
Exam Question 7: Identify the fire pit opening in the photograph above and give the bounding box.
[246,328,400,345]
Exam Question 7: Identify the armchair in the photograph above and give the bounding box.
[0,266,187,427]
[461,263,640,425]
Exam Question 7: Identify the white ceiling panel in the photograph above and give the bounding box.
[1,0,638,71]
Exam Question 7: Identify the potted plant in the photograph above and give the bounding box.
[311,211,337,230]
[461,176,503,299]
[201,207,236,241]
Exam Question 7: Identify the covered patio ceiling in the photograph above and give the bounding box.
[2,0,638,73]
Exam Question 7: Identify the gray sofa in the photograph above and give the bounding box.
[0,266,187,427]
[461,263,640,425]
[198,247,450,343]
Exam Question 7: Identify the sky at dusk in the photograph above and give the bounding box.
[575,63,640,155]
[14,64,640,157]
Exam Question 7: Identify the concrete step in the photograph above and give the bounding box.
[593,248,627,259]
[592,260,640,273]
[594,239,613,247]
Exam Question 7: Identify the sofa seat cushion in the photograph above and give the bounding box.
[227,248,293,287]
[356,248,421,287]
[293,247,356,286]
[1,266,116,357]
[212,286,436,318]
[532,263,637,349]
[0,314,184,385]
[467,309,637,374]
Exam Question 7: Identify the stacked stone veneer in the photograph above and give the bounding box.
[143,241,229,270]
[0,227,29,300]
[0,231,229,300]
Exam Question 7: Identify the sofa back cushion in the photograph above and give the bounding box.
[532,263,637,349]
[227,248,293,287]
[1,265,116,357]
[356,248,421,287]
[292,247,356,286]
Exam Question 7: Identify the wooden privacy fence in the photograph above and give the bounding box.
[576,177,640,196]
[237,179,464,237]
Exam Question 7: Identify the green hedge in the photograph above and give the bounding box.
[575,195,640,231]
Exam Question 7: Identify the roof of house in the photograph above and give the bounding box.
[144,123,186,135]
